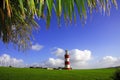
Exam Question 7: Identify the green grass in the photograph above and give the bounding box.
[0,67,116,80]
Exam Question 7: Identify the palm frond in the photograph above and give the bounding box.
[0,0,118,50]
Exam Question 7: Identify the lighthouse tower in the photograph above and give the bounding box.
[64,50,71,70]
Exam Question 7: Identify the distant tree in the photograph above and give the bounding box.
[9,65,12,68]
[0,0,118,50]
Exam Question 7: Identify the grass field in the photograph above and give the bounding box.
[0,67,116,80]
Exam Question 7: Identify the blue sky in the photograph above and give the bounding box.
[0,3,120,69]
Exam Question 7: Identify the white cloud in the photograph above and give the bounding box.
[44,58,64,68]
[0,54,24,67]
[101,56,117,63]
[96,56,120,68]
[49,48,120,69]
[69,49,92,69]
[43,48,92,69]
[70,49,92,62]
[51,48,65,59]
[31,44,43,51]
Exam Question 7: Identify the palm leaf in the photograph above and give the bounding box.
[5,0,11,17]
[0,0,118,50]
[37,0,44,17]
[46,0,53,28]
[18,0,25,18]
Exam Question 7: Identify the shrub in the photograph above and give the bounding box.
[112,69,120,80]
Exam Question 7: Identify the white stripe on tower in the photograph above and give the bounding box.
[64,50,71,70]
[65,58,69,61]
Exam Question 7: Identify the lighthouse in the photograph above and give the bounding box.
[64,50,71,70]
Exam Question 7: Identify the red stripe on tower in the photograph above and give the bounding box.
[64,50,71,70]
[65,61,70,64]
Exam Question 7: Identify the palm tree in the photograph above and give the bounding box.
[0,0,118,50]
